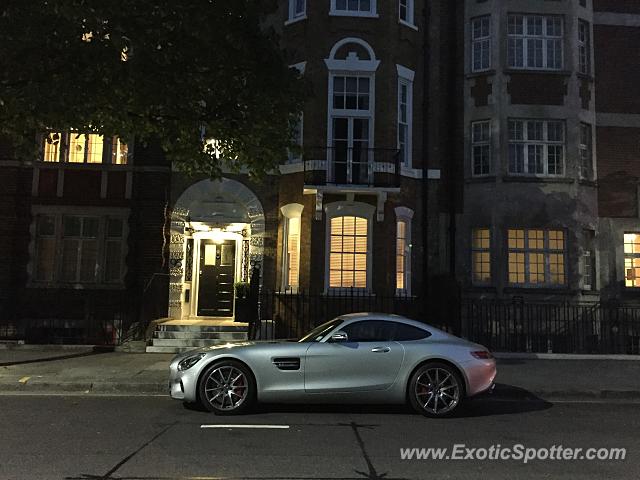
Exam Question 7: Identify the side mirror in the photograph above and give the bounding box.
[330,331,349,343]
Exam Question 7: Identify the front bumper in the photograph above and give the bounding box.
[168,358,200,403]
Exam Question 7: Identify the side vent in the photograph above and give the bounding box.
[272,357,300,371]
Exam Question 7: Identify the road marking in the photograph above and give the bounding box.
[201,424,290,429]
[18,376,30,384]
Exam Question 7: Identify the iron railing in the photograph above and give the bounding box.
[301,147,401,188]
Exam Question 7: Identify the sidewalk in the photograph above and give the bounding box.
[0,347,639,400]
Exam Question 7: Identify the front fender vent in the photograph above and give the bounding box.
[272,357,300,371]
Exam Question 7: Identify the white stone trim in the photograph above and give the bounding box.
[400,166,423,179]
[290,61,307,74]
[325,37,381,72]
[396,64,415,82]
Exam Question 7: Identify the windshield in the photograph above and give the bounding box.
[298,318,343,343]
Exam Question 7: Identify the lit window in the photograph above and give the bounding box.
[399,0,414,26]
[40,132,129,165]
[332,0,376,16]
[288,0,306,21]
[285,217,301,289]
[396,220,411,292]
[508,119,564,176]
[329,216,368,289]
[507,14,563,70]
[471,16,491,72]
[472,121,491,176]
[578,20,591,75]
[472,228,491,284]
[508,229,566,286]
[624,233,640,288]
[43,133,63,162]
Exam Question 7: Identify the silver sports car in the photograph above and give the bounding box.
[168,313,496,417]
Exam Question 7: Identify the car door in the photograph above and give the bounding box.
[304,320,405,393]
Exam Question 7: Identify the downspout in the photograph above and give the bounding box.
[421,1,431,306]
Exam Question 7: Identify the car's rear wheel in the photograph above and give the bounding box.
[409,362,463,417]
[198,360,255,415]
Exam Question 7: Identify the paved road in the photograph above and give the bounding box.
[0,395,638,480]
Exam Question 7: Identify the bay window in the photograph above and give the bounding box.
[471,16,491,72]
[508,229,566,287]
[507,14,563,70]
[508,119,564,176]
[331,0,377,16]
[43,132,129,165]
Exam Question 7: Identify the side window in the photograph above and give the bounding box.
[393,323,430,341]
[341,321,396,342]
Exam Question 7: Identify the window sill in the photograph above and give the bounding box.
[399,20,418,31]
[36,161,132,171]
[329,10,379,18]
[324,289,374,296]
[502,175,574,184]
[576,72,594,82]
[504,69,572,77]
[466,69,496,79]
[285,15,307,26]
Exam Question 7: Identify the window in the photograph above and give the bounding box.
[579,123,592,180]
[508,119,564,176]
[398,79,413,167]
[582,250,594,290]
[508,229,566,286]
[471,16,491,72]
[331,0,376,16]
[42,132,129,165]
[288,113,303,163]
[399,0,415,26]
[396,220,409,292]
[472,121,491,176]
[624,234,640,288]
[330,75,373,184]
[393,323,430,341]
[288,0,306,22]
[507,14,563,70]
[472,228,491,284]
[285,217,301,290]
[578,20,591,75]
[329,216,368,289]
[33,213,127,285]
[341,321,395,342]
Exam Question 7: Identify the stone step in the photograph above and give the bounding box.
[151,338,248,348]
[146,345,207,354]
[157,325,247,333]
[153,331,248,341]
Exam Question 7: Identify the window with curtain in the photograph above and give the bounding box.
[42,132,129,165]
[329,216,368,289]
[508,229,566,286]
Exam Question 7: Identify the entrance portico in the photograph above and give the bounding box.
[168,178,265,321]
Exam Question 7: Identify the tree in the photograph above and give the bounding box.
[0,0,306,176]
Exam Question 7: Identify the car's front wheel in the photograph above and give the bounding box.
[198,360,256,415]
[409,362,463,417]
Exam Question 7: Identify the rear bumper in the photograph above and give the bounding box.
[463,359,497,397]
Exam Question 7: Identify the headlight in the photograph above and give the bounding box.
[177,353,206,371]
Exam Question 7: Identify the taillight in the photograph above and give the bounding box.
[471,350,493,360]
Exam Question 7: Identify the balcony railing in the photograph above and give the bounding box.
[301,147,401,188]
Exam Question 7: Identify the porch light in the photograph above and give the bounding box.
[211,228,226,244]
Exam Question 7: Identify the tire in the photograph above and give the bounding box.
[408,362,464,418]
[198,360,256,415]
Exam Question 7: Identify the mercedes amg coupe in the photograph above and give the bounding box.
[168,313,496,417]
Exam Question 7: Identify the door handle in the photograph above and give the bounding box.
[371,346,390,353]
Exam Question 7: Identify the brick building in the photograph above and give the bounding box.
[1,0,639,345]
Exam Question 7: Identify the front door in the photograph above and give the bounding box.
[197,239,236,317]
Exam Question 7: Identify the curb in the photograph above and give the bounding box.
[0,381,167,395]
[0,348,114,367]
[494,352,640,361]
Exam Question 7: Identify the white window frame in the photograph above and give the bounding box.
[579,122,593,180]
[326,39,379,185]
[395,207,413,295]
[324,202,375,293]
[471,120,491,176]
[578,19,591,75]
[399,0,416,29]
[507,229,567,287]
[286,0,307,24]
[30,207,129,287]
[507,14,564,71]
[281,203,304,292]
[471,15,491,72]
[330,0,378,17]
[397,65,414,169]
[582,250,594,291]
[624,233,640,288]
[508,119,565,177]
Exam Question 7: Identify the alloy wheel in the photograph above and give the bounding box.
[203,365,248,411]
[414,367,461,416]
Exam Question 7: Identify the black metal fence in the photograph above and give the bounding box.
[258,291,640,355]
[461,299,640,355]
